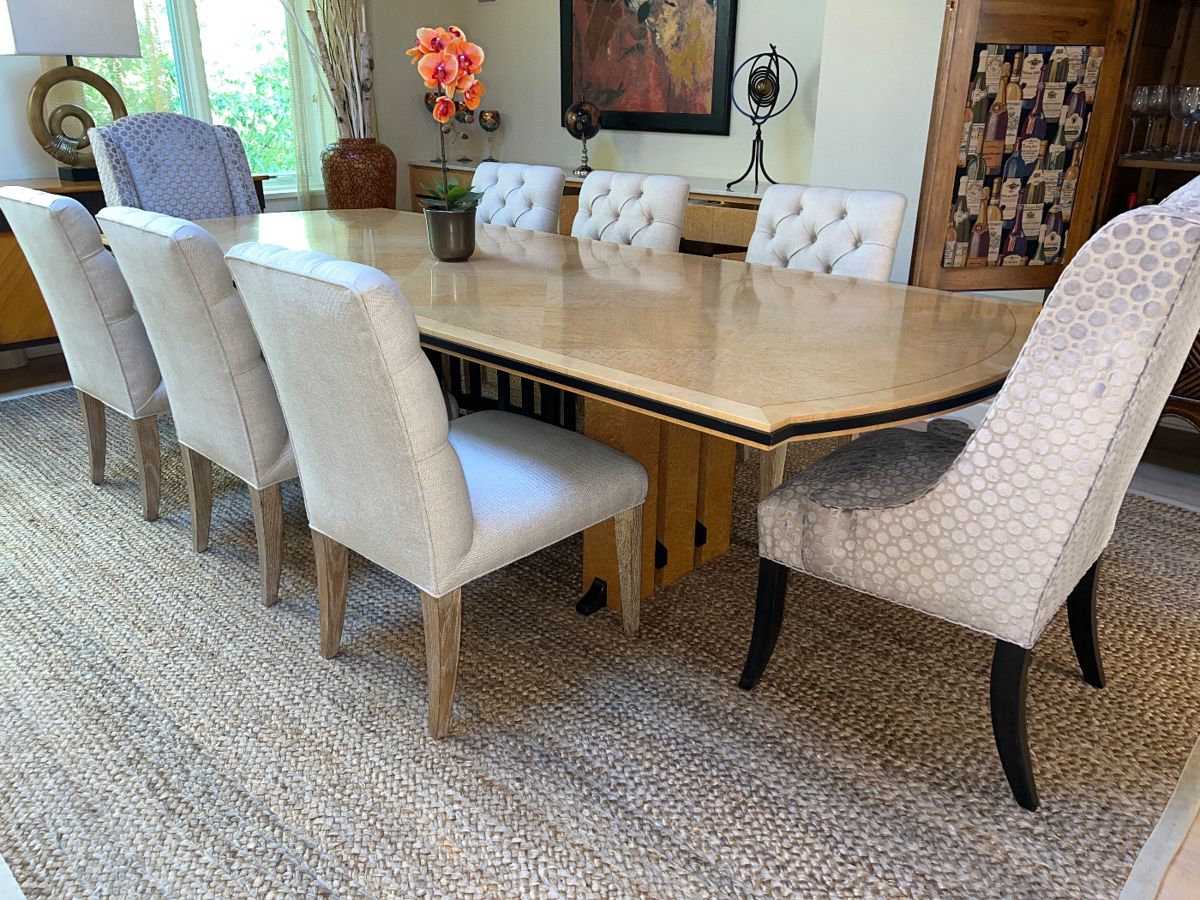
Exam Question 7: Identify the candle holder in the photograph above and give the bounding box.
[564,100,601,177]
[479,110,502,162]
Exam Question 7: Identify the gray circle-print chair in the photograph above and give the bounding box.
[743,193,1200,810]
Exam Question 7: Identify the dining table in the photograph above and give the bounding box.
[198,208,1041,616]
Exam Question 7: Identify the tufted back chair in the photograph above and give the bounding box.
[97,208,295,490]
[472,162,566,233]
[90,113,260,220]
[224,243,474,595]
[746,183,907,280]
[571,171,690,252]
[0,187,166,419]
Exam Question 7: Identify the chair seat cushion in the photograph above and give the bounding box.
[759,424,969,572]
[443,410,648,591]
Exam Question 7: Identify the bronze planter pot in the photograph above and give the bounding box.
[320,138,397,210]
[425,207,476,262]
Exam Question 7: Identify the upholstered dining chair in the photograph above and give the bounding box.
[0,186,168,520]
[90,112,260,219]
[224,242,648,738]
[471,162,566,233]
[97,208,297,606]
[571,171,690,252]
[747,183,908,498]
[743,200,1200,810]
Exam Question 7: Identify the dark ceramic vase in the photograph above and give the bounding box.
[320,138,397,210]
[425,207,476,262]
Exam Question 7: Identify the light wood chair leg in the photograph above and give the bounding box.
[421,588,462,739]
[759,445,788,501]
[77,390,106,485]
[249,483,284,606]
[312,530,349,659]
[180,446,213,553]
[614,505,643,637]
[130,416,161,522]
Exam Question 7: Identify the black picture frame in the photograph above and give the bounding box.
[559,0,739,136]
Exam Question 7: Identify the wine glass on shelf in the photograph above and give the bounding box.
[1189,98,1200,159]
[1126,85,1149,157]
[1145,85,1171,156]
[1167,86,1200,161]
[479,110,501,162]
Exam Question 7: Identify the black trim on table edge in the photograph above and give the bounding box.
[420,334,1006,448]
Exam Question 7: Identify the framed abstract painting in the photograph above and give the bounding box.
[559,0,739,135]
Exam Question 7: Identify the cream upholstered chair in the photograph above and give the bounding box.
[748,183,908,497]
[224,242,648,738]
[0,187,168,520]
[744,200,1200,810]
[571,171,690,251]
[97,208,297,606]
[471,162,566,233]
[90,112,260,219]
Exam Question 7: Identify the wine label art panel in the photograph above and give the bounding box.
[944,43,1102,270]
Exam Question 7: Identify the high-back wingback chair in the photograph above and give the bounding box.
[224,242,648,738]
[745,199,1200,810]
[0,186,168,520]
[472,162,566,233]
[571,171,690,252]
[97,208,297,606]
[90,112,260,219]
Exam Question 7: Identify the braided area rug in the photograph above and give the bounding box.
[1,388,1199,898]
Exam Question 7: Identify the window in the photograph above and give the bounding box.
[79,0,323,190]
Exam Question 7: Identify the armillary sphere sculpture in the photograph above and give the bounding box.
[27,64,128,180]
[726,44,798,193]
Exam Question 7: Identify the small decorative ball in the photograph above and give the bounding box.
[564,100,601,141]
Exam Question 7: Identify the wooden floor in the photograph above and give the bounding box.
[1157,810,1200,898]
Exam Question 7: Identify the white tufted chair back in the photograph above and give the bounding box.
[98,207,295,490]
[746,183,907,280]
[0,187,167,419]
[90,112,260,220]
[472,162,566,233]
[225,242,474,595]
[571,171,690,251]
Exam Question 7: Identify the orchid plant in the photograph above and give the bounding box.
[409,26,486,212]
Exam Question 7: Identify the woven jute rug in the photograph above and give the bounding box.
[2,388,1199,899]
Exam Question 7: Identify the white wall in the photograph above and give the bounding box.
[0,57,57,179]
[808,0,945,283]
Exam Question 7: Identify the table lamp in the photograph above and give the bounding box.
[0,0,140,181]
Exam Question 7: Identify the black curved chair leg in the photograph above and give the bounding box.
[739,558,789,690]
[991,640,1039,810]
[1067,559,1105,688]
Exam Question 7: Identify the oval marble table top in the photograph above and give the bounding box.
[199,209,1040,447]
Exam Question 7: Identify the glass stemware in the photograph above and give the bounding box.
[1127,85,1150,156]
[1168,86,1200,161]
[1188,98,1200,159]
[1145,85,1171,155]
[479,110,501,162]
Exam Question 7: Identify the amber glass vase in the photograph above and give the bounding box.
[320,138,397,210]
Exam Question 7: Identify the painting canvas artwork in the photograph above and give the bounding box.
[559,0,738,135]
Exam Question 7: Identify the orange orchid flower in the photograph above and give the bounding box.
[447,26,467,41]
[462,78,486,111]
[452,41,485,79]
[406,26,455,62]
[418,50,459,91]
[432,96,456,124]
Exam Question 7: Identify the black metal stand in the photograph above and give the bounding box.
[577,577,607,616]
[727,124,777,193]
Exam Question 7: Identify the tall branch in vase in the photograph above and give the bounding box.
[408,26,487,211]
[280,0,374,139]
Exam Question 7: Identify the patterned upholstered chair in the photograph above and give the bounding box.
[571,171,690,252]
[225,242,648,738]
[472,162,566,233]
[0,187,168,520]
[744,201,1200,809]
[98,208,297,606]
[89,113,260,219]
[1161,179,1200,432]
[747,183,908,497]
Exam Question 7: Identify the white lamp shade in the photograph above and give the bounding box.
[0,0,140,57]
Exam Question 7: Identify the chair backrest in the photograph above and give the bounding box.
[746,183,907,280]
[571,171,690,251]
[472,162,566,233]
[96,207,293,489]
[89,112,260,219]
[224,242,473,592]
[0,187,164,418]
[1164,177,1200,216]
[927,198,1200,644]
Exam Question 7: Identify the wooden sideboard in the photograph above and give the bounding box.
[408,161,764,255]
[0,175,272,352]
